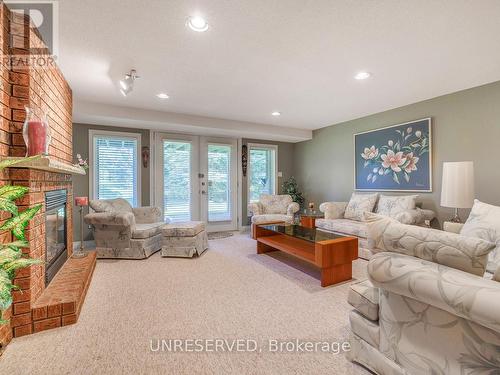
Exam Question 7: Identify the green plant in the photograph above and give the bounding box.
[282,176,305,208]
[0,156,42,324]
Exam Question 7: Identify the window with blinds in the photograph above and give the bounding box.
[248,145,277,203]
[92,134,139,207]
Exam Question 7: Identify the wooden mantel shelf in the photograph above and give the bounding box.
[0,156,86,175]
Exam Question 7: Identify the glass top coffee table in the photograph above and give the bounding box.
[254,224,358,287]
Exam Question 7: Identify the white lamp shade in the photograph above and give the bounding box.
[440,161,475,208]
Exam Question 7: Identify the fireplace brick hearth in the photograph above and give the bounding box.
[0,3,95,350]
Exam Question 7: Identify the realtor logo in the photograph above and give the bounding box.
[5,0,59,57]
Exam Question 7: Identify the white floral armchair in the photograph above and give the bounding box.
[248,194,299,235]
[347,215,500,375]
[84,198,169,259]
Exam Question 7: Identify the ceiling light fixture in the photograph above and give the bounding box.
[271,111,281,116]
[119,69,140,96]
[186,15,209,32]
[156,93,169,99]
[354,71,371,80]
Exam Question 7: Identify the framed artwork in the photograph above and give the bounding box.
[354,118,432,192]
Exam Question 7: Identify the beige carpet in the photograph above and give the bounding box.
[0,233,370,375]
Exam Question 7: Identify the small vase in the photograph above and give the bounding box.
[22,107,51,157]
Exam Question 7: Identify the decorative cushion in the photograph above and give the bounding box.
[251,214,293,224]
[461,199,500,274]
[90,198,133,213]
[316,218,368,239]
[132,223,165,239]
[344,193,378,221]
[348,279,379,321]
[259,194,293,214]
[375,195,418,218]
[366,213,496,276]
[163,221,205,237]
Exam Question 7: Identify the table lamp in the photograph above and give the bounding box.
[74,196,89,258]
[440,161,474,223]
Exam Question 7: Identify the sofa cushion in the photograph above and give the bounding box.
[90,198,133,213]
[251,214,293,224]
[132,223,165,239]
[316,218,368,239]
[163,221,206,237]
[344,193,378,221]
[259,194,293,214]
[349,310,380,348]
[348,279,379,321]
[461,199,500,274]
[366,213,495,276]
[375,195,418,218]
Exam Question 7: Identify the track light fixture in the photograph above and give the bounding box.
[119,69,140,96]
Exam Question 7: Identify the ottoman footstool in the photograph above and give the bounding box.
[161,221,208,258]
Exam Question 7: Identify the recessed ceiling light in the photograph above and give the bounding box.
[187,16,209,32]
[354,71,371,80]
[271,111,281,116]
[156,93,169,99]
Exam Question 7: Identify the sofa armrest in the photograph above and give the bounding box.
[132,206,163,224]
[393,208,435,225]
[287,202,300,216]
[319,202,347,220]
[444,222,464,234]
[84,211,136,228]
[368,252,500,333]
[247,202,263,216]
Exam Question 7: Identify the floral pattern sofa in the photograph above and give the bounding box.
[84,198,169,259]
[347,214,500,375]
[248,194,300,236]
[318,193,435,260]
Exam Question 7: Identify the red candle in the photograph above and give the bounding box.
[75,197,89,206]
[26,120,48,156]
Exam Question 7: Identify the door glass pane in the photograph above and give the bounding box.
[164,141,191,222]
[208,144,231,222]
[249,147,276,202]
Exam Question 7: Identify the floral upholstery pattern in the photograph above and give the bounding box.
[375,195,417,218]
[85,199,167,259]
[344,193,379,221]
[161,222,208,258]
[318,201,347,220]
[349,251,500,374]
[366,213,495,276]
[248,194,299,226]
[347,279,379,321]
[461,199,500,274]
[316,218,368,238]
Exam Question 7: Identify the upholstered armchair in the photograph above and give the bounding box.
[248,194,299,236]
[84,198,169,259]
[347,215,500,375]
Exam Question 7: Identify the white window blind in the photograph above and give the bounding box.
[248,145,277,203]
[92,134,139,207]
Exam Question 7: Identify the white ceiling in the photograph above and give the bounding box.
[59,0,500,137]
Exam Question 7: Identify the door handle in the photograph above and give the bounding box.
[201,190,207,195]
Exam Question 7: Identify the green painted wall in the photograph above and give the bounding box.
[293,80,500,226]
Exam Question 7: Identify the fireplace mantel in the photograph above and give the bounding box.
[0,156,86,175]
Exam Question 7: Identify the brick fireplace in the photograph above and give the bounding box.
[0,3,95,350]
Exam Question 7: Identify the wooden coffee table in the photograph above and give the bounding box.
[255,224,358,287]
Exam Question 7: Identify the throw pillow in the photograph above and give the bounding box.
[375,195,418,218]
[344,193,378,221]
[365,212,495,276]
[460,199,500,274]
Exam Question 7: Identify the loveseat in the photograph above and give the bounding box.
[347,214,500,374]
[84,198,169,259]
[318,193,435,259]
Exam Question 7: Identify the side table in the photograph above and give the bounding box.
[300,213,324,229]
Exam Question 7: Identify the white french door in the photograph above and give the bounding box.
[154,133,238,231]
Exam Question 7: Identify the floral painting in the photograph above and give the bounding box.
[354,118,432,191]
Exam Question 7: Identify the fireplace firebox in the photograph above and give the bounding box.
[45,189,68,285]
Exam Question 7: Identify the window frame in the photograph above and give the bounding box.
[89,129,142,207]
[247,143,278,203]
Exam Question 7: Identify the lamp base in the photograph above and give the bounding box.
[448,208,462,223]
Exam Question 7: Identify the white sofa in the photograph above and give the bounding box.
[347,214,500,375]
[317,196,435,260]
[247,193,300,224]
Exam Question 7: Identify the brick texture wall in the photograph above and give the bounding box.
[0,2,73,350]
